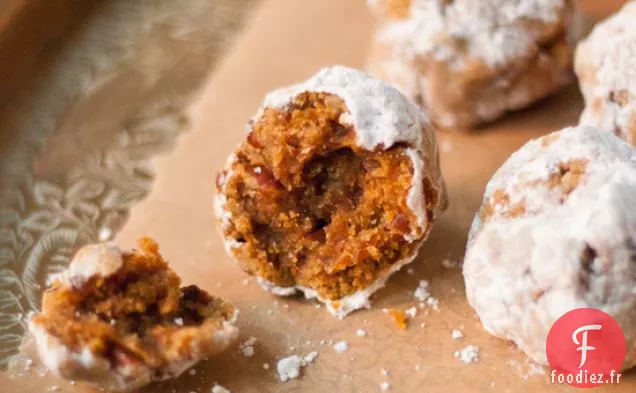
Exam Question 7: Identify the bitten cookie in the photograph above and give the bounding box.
[215,66,447,318]
[366,0,576,130]
[29,238,238,392]
[464,125,636,369]
[576,1,636,145]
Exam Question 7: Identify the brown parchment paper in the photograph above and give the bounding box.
[3,0,634,392]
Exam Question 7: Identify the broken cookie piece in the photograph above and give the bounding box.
[29,238,238,392]
[216,66,447,318]
[464,125,636,370]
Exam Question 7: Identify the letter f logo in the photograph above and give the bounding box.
[573,324,603,368]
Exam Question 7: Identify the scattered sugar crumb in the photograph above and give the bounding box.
[189,369,197,376]
[254,166,262,174]
[283,304,289,309]
[333,340,349,353]
[454,345,480,364]
[320,340,326,346]
[406,267,415,275]
[211,384,231,393]
[315,304,321,309]
[241,278,250,285]
[356,329,367,337]
[263,363,270,370]
[69,381,76,385]
[381,368,389,376]
[174,317,184,326]
[277,356,302,382]
[412,280,440,310]
[239,337,257,357]
[490,382,496,387]
[420,322,426,328]
[380,381,391,391]
[277,352,319,382]
[303,351,319,363]
[451,329,464,340]
[442,258,459,269]
[267,309,274,315]
[48,387,60,392]
[405,306,418,318]
[290,346,296,351]
[415,364,421,371]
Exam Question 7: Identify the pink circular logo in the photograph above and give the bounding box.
[546,308,626,388]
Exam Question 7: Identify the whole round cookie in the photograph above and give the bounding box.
[29,238,238,392]
[576,1,636,145]
[464,125,636,369]
[366,0,576,130]
[215,66,448,318]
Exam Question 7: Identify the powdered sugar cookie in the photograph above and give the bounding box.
[29,238,238,392]
[464,125,636,369]
[215,66,447,318]
[367,0,576,130]
[576,1,636,145]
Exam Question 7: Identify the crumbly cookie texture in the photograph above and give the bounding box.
[216,66,447,318]
[29,238,238,392]
[576,1,636,145]
[366,0,576,130]
[464,125,636,369]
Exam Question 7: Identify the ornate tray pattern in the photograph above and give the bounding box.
[0,0,255,368]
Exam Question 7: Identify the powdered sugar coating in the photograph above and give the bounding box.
[367,0,574,129]
[576,1,636,145]
[256,252,418,318]
[370,0,566,68]
[256,66,428,152]
[464,126,636,369]
[60,243,123,287]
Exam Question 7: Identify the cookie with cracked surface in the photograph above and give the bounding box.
[464,125,636,369]
[29,238,238,392]
[366,0,576,130]
[576,1,636,145]
[215,66,448,318]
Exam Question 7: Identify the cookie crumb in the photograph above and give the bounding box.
[239,337,257,357]
[189,369,197,376]
[406,268,415,275]
[380,381,391,391]
[263,363,270,370]
[211,384,231,393]
[387,309,407,330]
[356,329,367,337]
[334,340,349,353]
[442,258,459,269]
[454,345,480,364]
[451,329,464,340]
[277,352,319,382]
[277,356,302,382]
[405,306,418,318]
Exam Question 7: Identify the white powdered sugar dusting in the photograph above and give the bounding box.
[464,125,636,368]
[276,351,319,382]
[256,66,427,152]
[374,0,566,68]
[454,345,480,364]
[576,1,636,144]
